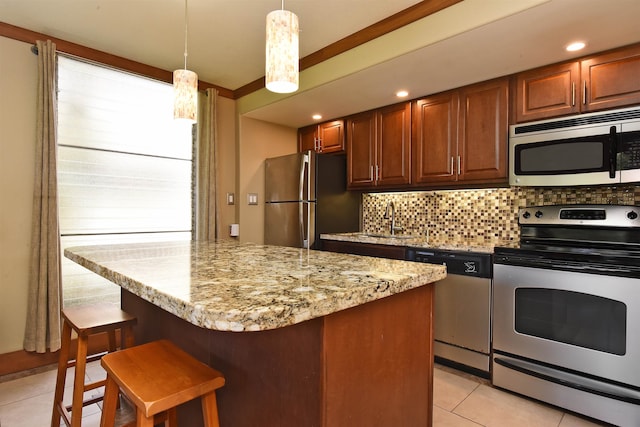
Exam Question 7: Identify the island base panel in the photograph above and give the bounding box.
[324,284,434,426]
[122,284,433,426]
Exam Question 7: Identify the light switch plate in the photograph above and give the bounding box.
[248,193,258,205]
[226,192,235,205]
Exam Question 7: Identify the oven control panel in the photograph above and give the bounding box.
[519,205,640,227]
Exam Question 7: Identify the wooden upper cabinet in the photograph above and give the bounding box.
[582,45,640,112]
[346,111,377,188]
[298,120,345,153]
[459,78,509,182]
[515,44,640,123]
[412,91,459,184]
[515,62,580,123]
[346,103,411,189]
[377,102,411,187]
[298,125,317,152]
[412,78,509,186]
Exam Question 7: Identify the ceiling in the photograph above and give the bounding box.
[2,0,640,128]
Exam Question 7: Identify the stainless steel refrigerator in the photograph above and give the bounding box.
[264,151,360,249]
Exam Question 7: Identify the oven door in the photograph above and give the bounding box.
[493,263,640,389]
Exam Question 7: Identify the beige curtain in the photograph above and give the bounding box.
[195,88,219,240]
[24,40,62,353]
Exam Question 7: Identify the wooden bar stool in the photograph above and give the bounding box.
[51,304,137,427]
[99,339,225,427]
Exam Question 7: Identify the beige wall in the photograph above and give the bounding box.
[237,116,297,244]
[0,37,37,354]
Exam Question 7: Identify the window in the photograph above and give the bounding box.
[57,55,194,306]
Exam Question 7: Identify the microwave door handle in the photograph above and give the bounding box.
[609,126,618,179]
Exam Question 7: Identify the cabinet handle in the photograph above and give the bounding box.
[316,137,322,152]
[457,156,461,175]
[583,80,587,105]
[571,82,576,106]
[375,165,380,181]
[450,157,454,175]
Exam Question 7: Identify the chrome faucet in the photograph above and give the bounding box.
[384,201,403,235]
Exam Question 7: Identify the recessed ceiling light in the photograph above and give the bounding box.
[312,114,322,120]
[566,42,586,52]
[396,90,409,98]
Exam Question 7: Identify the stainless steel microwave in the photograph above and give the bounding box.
[509,106,640,186]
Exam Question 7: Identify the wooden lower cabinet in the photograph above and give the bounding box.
[123,283,434,427]
[321,239,407,260]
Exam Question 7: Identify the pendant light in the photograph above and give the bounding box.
[173,0,198,123]
[265,1,299,94]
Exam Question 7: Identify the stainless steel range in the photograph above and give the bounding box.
[493,205,640,426]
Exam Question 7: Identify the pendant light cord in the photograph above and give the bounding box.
[183,0,189,69]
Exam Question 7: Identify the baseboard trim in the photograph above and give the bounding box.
[0,331,116,380]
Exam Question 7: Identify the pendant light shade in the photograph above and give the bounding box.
[173,69,198,122]
[174,0,198,123]
[265,8,299,94]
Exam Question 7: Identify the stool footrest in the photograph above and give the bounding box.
[64,392,105,413]
[66,350,107,369]
[85,378,107,392]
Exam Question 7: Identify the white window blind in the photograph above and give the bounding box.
[57,55,194,306]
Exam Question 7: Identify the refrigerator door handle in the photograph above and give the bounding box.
[301,152,312,248]
[300,153,310,201]
[300,202,309,248]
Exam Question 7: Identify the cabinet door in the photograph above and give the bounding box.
[458,78,508,182]
[515,62,580,123]
[412,91,458,184]
[377,103,411,187]
[347,111,376,189]
[318,120,345,153]
[582,45,640,112]
[298,125,317,152]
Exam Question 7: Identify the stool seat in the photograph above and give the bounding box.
[100,339,225,427]
[52,304,136,427]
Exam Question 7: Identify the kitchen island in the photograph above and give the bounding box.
[65,240,446,427]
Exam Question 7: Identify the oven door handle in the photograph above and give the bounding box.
[494,355,640,405]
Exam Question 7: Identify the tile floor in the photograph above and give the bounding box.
[0,362,608,426]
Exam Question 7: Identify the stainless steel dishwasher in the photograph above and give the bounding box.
[407,248,492,376]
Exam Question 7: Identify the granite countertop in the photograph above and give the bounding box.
[65,240,445,332]
[320,232,512,253]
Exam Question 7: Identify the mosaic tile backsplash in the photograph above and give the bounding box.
[362,185,640,245]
